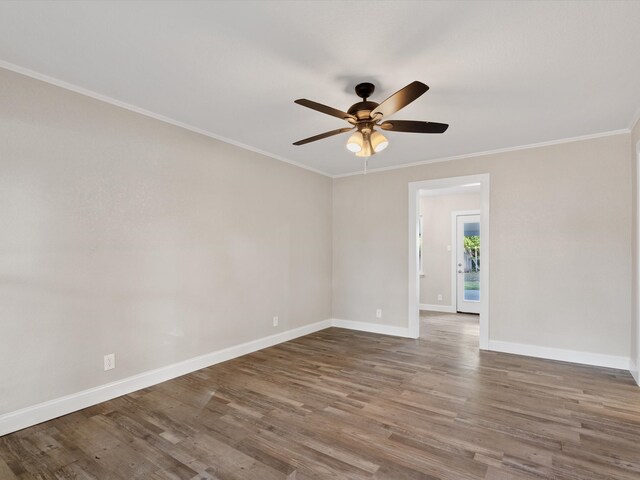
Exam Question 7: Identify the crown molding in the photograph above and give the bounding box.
[1,60,635,180]
[0,60,333,178]
[332,128,630,178]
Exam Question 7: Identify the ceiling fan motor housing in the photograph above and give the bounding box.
[347,101,379,121]
[349,83,379,122]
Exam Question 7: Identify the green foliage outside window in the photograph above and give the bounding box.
[464,235,480,272]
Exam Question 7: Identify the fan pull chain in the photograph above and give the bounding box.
[363,157,368,175]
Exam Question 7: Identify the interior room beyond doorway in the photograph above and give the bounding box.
[419,184,481,315]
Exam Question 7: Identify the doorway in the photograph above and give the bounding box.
[456,213,481,314]
[408,174,490,348]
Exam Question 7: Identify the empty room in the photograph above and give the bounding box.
[2,1,640,479]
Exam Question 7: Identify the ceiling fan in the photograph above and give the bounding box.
[293,81,448,157]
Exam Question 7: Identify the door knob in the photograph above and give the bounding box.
[458,263,462,267]
[457,270,463,273]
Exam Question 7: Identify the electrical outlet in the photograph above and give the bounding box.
[376,309,382,318]
[104,353,115,371]
[437,294,443,301]
[273,316,279,327]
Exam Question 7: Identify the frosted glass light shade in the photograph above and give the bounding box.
[346,131,364,153]
[370,131,389,153]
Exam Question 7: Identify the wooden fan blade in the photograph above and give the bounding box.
[293,127,354,146]
[294,99,356,121]
[371,81,429,118]
[380,120,448,134]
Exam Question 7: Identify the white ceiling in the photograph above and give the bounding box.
[1,1,639,176]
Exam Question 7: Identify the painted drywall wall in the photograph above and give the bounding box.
[419,193,480,307]
[0,68,333,415]
[631,117,640,383]
[333,133,632,358]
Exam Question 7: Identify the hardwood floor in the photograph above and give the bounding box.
[2,312,640,479]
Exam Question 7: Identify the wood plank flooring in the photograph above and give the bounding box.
[2,312,640,479]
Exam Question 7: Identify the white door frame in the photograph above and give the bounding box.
[452,210,481,314]
[408,174,490,348]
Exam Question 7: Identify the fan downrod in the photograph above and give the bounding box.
[355,82,375,100]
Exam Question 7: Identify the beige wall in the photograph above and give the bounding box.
[0,68,333,415]
[419,193,480,306]
[631,117,640,380]
[1,65,637,418]
[333,134,632,357]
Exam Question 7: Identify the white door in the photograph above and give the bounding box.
[456,214,480,314]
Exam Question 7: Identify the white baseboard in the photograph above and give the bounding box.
[419,304,456,313]
[3,320,632,436]
[331,318,413,338]
[631,358,639,386]
[488,340,630,370]
[0,319,332,437]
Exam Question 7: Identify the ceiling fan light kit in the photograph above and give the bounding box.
[356,133,373,158]
[293,80,448,162]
